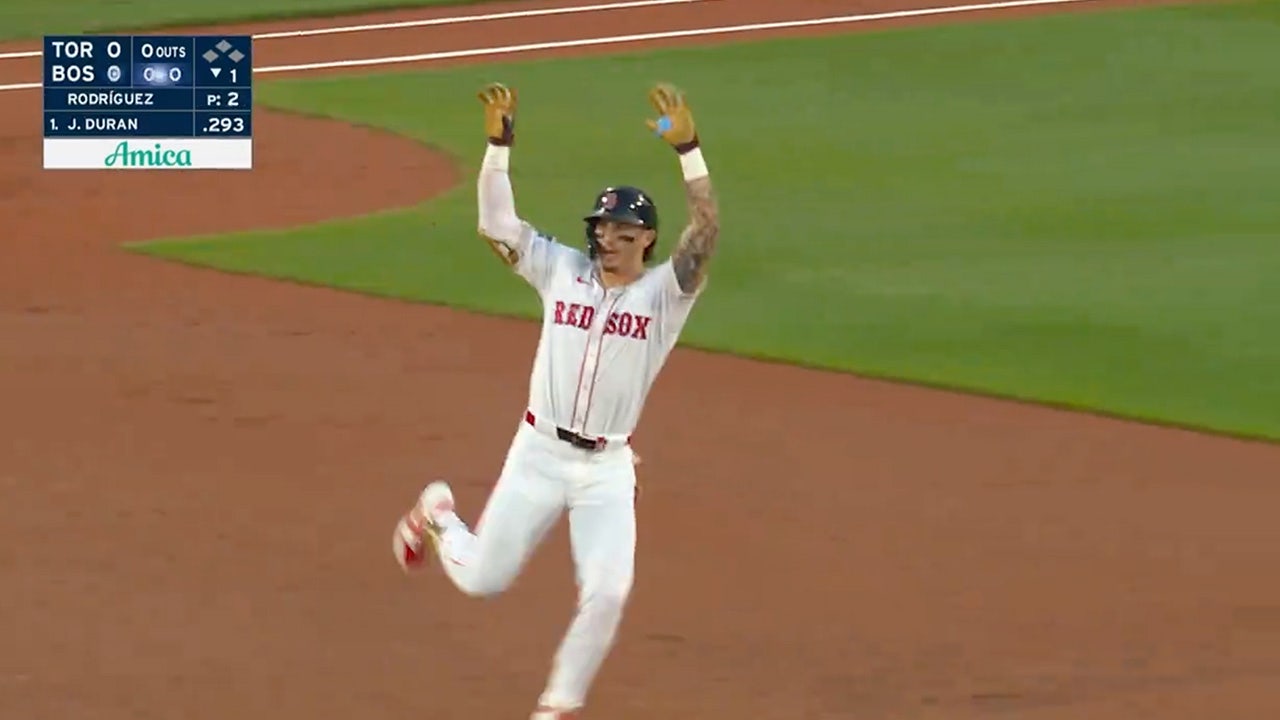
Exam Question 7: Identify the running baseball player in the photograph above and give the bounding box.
[391,80,719,720]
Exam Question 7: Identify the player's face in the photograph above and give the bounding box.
[594,220,654,273]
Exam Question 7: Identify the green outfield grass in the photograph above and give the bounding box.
[133,0,1280,440]
[0,0,489,41]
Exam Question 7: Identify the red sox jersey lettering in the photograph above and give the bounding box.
[553,302,652,340]
[513,226,701,438]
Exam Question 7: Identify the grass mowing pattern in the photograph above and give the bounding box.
[133,1,1280,440]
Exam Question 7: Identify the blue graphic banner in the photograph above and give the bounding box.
[42,35,253,138]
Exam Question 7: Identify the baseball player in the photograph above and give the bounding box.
[392,81,719,720]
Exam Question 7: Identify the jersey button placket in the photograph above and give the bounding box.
[570,288,615,433]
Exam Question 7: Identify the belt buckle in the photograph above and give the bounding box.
[557,427,604,451]
[575,433,605,451]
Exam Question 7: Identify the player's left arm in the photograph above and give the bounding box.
[646,83,720,295]
[671,173,719,295]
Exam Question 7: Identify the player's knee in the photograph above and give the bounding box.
[451,565,516,598]
[579,576,632,621]
[458,574,512,598]
[589,590,628,620]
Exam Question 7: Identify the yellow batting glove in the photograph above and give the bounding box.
[477,82,516,146]
[645,83,699,154]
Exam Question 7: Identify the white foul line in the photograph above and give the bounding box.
[0,0,703,60]
[253,0,704,39]
[0,0,1097,91]
[257,0,1095,73]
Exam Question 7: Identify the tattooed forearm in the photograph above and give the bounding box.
[672,175,720,294]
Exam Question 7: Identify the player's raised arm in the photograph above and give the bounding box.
[476,82,526,266]
[474,83,572,293]
[476,82,524,265]
[647,83,720,295]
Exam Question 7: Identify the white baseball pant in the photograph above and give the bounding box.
[430,419,638,710]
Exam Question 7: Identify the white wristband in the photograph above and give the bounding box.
[482,143,510,171]
[679,147,709,181]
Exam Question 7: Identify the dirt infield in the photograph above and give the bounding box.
[3,1,1279,718]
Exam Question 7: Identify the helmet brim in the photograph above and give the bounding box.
[583,209,651,228]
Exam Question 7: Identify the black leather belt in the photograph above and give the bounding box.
[555,426,606,451]
[525,410,625,452]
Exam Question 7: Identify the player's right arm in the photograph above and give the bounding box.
[476,140,525,266]
[476,82,566,291]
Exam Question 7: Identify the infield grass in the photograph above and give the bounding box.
[0,0,494,41]
[133,0,1280,440]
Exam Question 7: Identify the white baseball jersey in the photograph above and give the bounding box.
[513,225,700,438]
[477,145,703,440]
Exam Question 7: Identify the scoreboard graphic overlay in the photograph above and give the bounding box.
[43,35,253,170]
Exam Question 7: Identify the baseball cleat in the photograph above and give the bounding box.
[392,481,455,572]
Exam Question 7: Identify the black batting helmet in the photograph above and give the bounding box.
[583,185,659,262]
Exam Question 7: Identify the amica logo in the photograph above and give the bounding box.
[102,141,193,168]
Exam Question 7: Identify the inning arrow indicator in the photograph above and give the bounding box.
[211,67,222,78]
